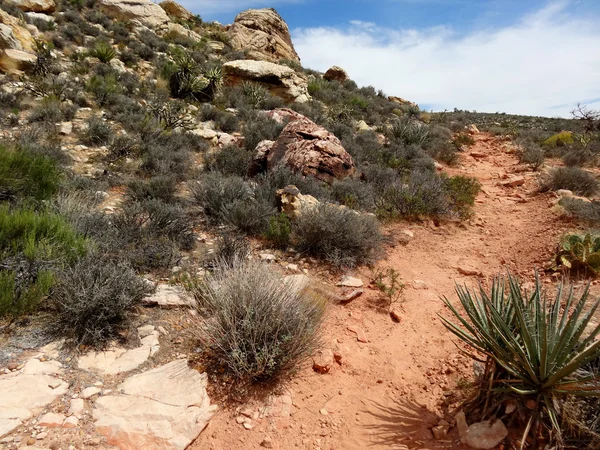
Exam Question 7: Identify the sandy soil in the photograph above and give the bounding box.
[190,133,579,450]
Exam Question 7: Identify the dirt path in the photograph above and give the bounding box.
[192,133,573,450]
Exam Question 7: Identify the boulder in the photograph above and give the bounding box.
[323,66,349,83]
[252,116,355,184]
[0,48,36,73]
[266,107,306,124]
[275,185,319,219]
[159,0,193,21]
[7,0,56,13]
[228,8,299,63]
[388,96,418,108]
[164,22,201,42]
[0,9,35,52]
[97,0,170,28]
[223,59,309,103]
[94,360,216,450]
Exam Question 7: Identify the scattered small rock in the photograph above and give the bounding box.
[260,253,277,262]
[337,276,363,288]
[432,424,450,440]
[312,349,334,374]
[319,408,328,416]
[260,437,274,448]
[347,325,368,343]
[499,176,525,188]
[339,289,363,304]
[81,386,101,399]
[390,309,402,323]
[463,419,508,449]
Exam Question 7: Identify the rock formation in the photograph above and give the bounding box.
[223,59,309,103]
[228,8,300,63]
[98,0,170,28]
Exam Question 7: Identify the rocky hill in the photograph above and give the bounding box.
[0,1,599,449]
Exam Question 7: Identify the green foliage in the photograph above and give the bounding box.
[443,175,481,219]
[293,203,383,268]
[193,259,325,382]
[440,274,600,448]
[452,131,475,147]
[264,213,291,249]
[553,233,600,276]
[82,116,114,146]
[543,131,574,148]
[0,146,61,201]
[90,41,116,63]
[372,267,404,308]
[0,269,53,317]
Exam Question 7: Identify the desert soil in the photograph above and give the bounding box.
[190,133,581,450]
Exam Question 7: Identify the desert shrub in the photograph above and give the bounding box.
[260,167,331,203]
[264,213,292,249]
[542,167,599,197]
[193,259,325,381]
[85,73,121,106]
[293,203,382,267]
[376,170,451,220]
[106,135,139,163]
[53,255,152,347]
[211,231,251,266]
[241,112,284,151]
[331,178,376,211]
[387,119,430,146]
[559,198,600,225]
[0,146,61,201]
[126,175,178,203]
[82,116,114,146]
[219,198,275,234]
[0,205,87,316]
[452,132,475,147]
[443,175,481,219]
[139,131,201,179]
[542,131,574,148]
[518,138,545,170]
[28,96,72,123]
[90,41,116,63]
[440,274,600,448]
[208,145,252,177]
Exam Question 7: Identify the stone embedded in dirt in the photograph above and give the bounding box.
[337,276,364,288]
[137,324,155,338]
[470,151,487,158]
[22,358,63,376]
[228,8,300,63]
[323,65,349,83]
[557,189,573,198]
[312,349,335,374]
[94,359,215,450]
[63,415,79,428]
[260,437,274,448]
[0,362,68,436]
[142,285,195,308]
[462,419,508,449]
[390,309,402,323]
[58,122,72,135]
[81,386,102,399]
[78,327,160,375]
[412,280,427,290]
[38,412,66,428]
[339,289,364,304]
[455,411,468,439]
[319,408,329,416]
[457,266,483,277]
[468,124,480,134]
[283,274,310,294]
[69,398,85,419]
[499,176,525,188]
[333,351,343,365]
[347,325,368,343]
[260,253,277,262]
[432,424,450,440]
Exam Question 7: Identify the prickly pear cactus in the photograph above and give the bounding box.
[554,233,600,276]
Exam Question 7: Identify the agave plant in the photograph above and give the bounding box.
[554,233,600,276]
[440,274,600,448]
[90,41,116,64]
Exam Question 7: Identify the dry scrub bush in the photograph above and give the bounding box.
[53,255,152,347]
[542,167,599,197]
[193,259,325,381]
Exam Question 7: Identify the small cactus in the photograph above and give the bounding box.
[554,233,600,275]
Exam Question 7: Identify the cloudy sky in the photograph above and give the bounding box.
[181,0,600,117]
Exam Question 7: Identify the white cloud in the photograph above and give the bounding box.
[176,0,300,16]
[292,1,600,117]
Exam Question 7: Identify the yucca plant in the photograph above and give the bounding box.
[90,41,116,64]
[440,274,600,448]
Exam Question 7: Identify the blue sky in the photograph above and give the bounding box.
[181,1,600,117]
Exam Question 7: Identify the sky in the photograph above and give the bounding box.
[180,0,600,117]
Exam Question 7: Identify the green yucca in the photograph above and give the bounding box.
[90,41,116,64]
[440,274,600,448]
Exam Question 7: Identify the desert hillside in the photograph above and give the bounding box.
[0,1,599,449]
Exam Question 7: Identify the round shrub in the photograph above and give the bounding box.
[293,203,383,267]
[194,259,325,381]
[543,167,599,197]
[53,255,153,347]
